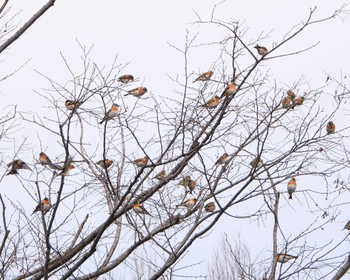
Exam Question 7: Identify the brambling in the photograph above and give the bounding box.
[215,153,229,165]
[57,162,75,176]
[202,95,220,109]
[250,157,263,168]
[39,152,61,170]
[96,159,113,168]
[254,44,268,56]
[282,96,292,109]
[326,121,336,134]
[99,103,120,124]
[205,202,216,212]
[124,87,147,97]
[287,178,297,199]
[7,159,32,175]
[293,96,304,107]
[275,253,297,263]
[153,170,167,180]
[65,100,82,111]
[343,220,350,230]
[177,198,197,209]
[132,156,148,167]
[178,176,196,194]
[117,74,134,84]
[221,80,238,98]
[287,90,296,100]
[178,176,191,186]
[133,203,151,216]
[31,197,51,215]
[193,71,213,83]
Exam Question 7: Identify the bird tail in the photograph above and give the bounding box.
[49,163,62,170]
[6,170,18,175]
[124,93,130,96]
[99,119,105,125]
[289,193,293,199]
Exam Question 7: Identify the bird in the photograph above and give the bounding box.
[178,176,196,194]
[293,96,304,107]
[287,178,297,199]
[39,152,61,170]
[57,161,75,176]
[254,44,268,56]
[96,159,113,168]
[31,197,51,215]
[132,156,148,167]
[215,153,229,165]
[202,95,220,109]
[133,203,151,216]
[221,80,237,98]
[99,103,120,124]
[124,87,147,97]
[117,74,134,84]
[343,220,350,230]
[178,176,191,186]
[275,253,297,263]
[282,96,292,109]
[326,121,336,134]
[65,100,82,111]
[205,202,216,212]
[193,71,213,83]
[250,157,263,168]
[287,90,296,100]
[7,159,32,175]
[153,170,167,180]
[177,198,197,209]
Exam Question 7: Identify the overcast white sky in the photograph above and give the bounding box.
[1,0,350,278]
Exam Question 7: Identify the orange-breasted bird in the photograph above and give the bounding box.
[133,203,151,216]
[96,159,113,168]
[202,95,220,109]
[287,90,296,100]
[215,153,229,165]
[7,159,32,175]
[326,121,336,134]
[221,80,238,98]
[254,44,268,56]
[31,197,51,215]
[118,74,134,84]
[177,198,197,209]
[205,202,216,212]
[153,170,167,180]
[282,96,292,109]
[193,71,213,83]
[57,162,75,176]
[99,103,120,124]
[132,156,148,167]
[178,176,191,186]
[124,87,147,97]
[65,100,82,111]
[275,253,297,263]
[250,157,263,168]
[293,96,304,107]
[287,178,297,199]
[343,220,350,230]
[178,176,196,193]
[39,152,61,170]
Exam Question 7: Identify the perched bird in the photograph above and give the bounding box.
[282,96,292,109]
[326,121,336,134]
[293,96,304,107]
[153,170,167,180]
[205,202,216,212]
[178,176,196,194]
[99,103,120,124]
[275,253,297,263]
[7,159,32,175]
[193,71,213,83]
[221,80,237,97]
[343,220,350,230]
[215,153,229,165]
[250,157,263,168]
[31,197,51,215]
[57,163,75,176]
[287,90,296,100]
[132,156,148,167]
[117,74,134,84]
[177,198,197,209]
[124,87,147,97]
[254,44,268,56]
[287,178,297,199]
[178,176,191,186]
[65,100,82,111]
[133,203,151,216]
[202,95,220,109]
[39,152,61,170]
[96,159,113,169]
